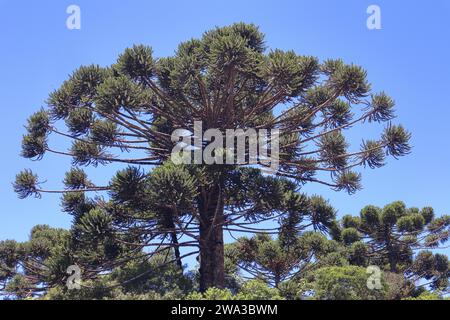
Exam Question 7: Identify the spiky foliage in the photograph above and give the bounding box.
[15,23,411,291]
[0,225,72,298]
[226,231,346,288]
[333,202,450,295]
[0,225,194,300]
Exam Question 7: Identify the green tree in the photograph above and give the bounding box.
[186,280,283,300]
[0,225,71,299]
[402,291,448,300]
[41,251,194,300]
[333,202,450,296]
[14,23,411,291]
[309,266,388,300]
[0,225,193,299]
[226,230,346,288]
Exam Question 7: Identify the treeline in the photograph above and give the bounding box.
[1,201,449,300]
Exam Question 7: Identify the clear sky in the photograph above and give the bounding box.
[0,0,449,261]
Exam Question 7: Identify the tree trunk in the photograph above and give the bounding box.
[170,231,183,271]
[163,207,183,271]
[198,183,225,292]
[386,234,398,273]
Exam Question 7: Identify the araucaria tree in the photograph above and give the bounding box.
[14,23,411,292]
[334,202,450,294]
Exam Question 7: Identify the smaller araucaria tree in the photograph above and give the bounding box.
[0,225,71,298]
[0,225,194,299]
[225,230,345,288]
[333,202,450,294]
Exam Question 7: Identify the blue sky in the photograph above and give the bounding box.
[0,0,449,262]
